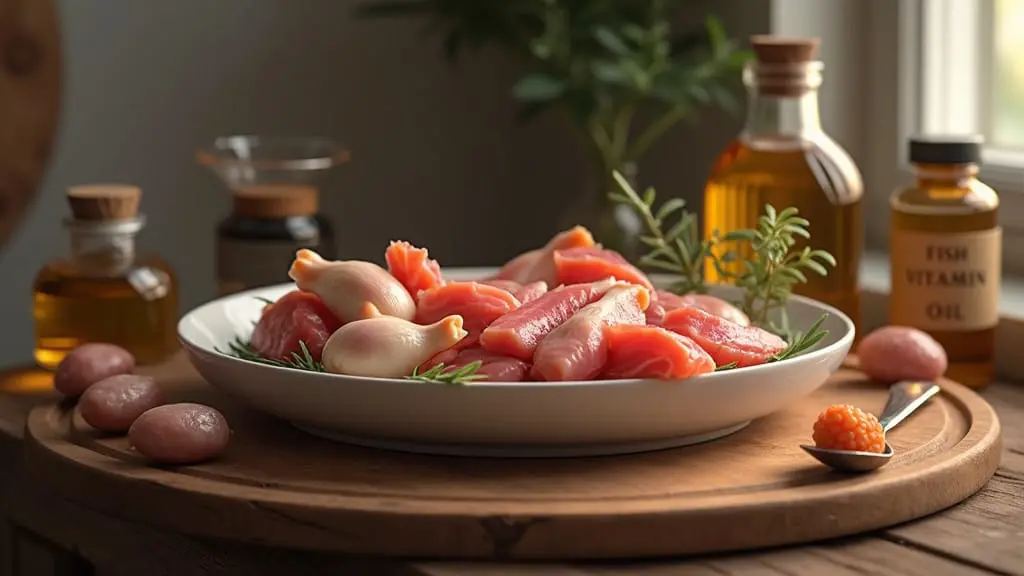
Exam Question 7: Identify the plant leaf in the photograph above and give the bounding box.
[512,74,565,101]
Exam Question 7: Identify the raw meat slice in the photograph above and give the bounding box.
[514,281,548,303]
[415,282,521,333]
[385,240,445,297]
[494,226,596,284]
[250,291,343,362]
[479,279,522,293]
[480,278,619,360]
[600,324,715,380]
[645,290,750,327]
[531,285,650,381]
[554,246,654,290]
[661,306,786,368]
[422,333,480,367]
[479,280,547,303]
[421,345,531,382]
[493,251,541,282]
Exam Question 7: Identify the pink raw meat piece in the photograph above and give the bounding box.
[479,278,619,361]
[531,285,650,381]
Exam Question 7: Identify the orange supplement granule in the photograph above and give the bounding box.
[812,404,885,453]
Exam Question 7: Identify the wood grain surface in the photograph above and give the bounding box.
[18,353,1002,561]
[0,0,60,248]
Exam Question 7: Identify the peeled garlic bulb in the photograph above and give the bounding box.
[322,313,468,378]
[288,249,416,322]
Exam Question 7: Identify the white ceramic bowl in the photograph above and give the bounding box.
[178,269,854,457]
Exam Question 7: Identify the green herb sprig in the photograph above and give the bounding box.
[406,361,487,385]
[218,337,326,372]
[609,170,835,360]
[609,171,750,295]
[726,205,836,329]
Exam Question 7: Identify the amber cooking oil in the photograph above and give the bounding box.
[889,136,1000,389]
[703,36,864,327]
[33,185,179,369]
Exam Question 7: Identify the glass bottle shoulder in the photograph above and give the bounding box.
[890,177,999,215]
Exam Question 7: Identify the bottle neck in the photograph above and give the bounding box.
[743,90,823,142]
[913,163,979,188]
[66,218,144,274]
[741,61,824,144]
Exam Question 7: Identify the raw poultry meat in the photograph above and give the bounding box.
[480,278,620,361]
[289,249,416,322]
[660,306,786,368]
[531,285,650,381]
[601,324,715,379]
[480,279,549,304]
[321,308,468,378]
[250,290,342,361]
[495,226,595,285]
[416,282,522,333]
[646,290,750,327]
[421,345,531,382]
[385,240,445,297]
[553,246,654,290]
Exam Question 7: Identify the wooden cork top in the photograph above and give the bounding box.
[66,184,142,221]
[232,185,319,218]
[748,36,821,96]
[750,36,820,64]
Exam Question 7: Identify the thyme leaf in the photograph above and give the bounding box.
[216,337,326,372]
[406,361,487,385]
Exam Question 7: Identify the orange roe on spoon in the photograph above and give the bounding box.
[812,404,886,454]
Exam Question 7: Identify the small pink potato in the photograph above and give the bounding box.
[79,374,164,433]
[54,343,136,397]
[129,403,230,465]
[857,325,948,383]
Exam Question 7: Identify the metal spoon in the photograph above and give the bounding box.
[801,380,941,473]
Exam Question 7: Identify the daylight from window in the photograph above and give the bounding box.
[994,0,1024,148]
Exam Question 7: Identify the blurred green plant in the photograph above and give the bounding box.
[357,1,749,170]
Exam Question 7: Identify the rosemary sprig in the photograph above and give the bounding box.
[406,361,487,385]
[609,171,751,295]
[217,337,326,372]
[729,205,836,329]
[772,313,829,362]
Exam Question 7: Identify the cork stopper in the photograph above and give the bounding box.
[748,36,822,96]
[66,184,142,221]
[232,185,319,218]
[750,36,820,65]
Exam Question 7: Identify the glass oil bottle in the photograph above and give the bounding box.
[889,136,1000,389]
[703,36,864,326]
[33,185,179,369]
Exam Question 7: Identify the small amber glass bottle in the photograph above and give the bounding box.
[216,185,335,295]
[889,136,1000,389]
[704,36,864,326]
[33,185,180,369]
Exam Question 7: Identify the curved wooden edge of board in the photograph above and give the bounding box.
[20,370,1002,560]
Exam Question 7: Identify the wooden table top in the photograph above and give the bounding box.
[0,363,1021,576]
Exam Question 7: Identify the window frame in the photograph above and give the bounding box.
[879,0,1024,270]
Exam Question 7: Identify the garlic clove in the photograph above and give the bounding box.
[288,249,416,322]
[321,314,468,379]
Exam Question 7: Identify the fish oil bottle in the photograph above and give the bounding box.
[33,185,179,369]
[890,136,1000,389]
[703,36,863,325]
[217,185,335,295]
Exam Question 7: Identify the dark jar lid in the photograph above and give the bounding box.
[908,135,983,165]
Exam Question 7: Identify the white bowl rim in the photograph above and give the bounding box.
[178,278,855,389]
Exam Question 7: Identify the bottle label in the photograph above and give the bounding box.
[217,237,331,296]
[889,227,1001,331]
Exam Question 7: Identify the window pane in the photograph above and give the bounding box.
[992,0,1024,148]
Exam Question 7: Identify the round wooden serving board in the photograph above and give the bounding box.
[22,353,1002,560]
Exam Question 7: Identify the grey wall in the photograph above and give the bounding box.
[0,0,774,367]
